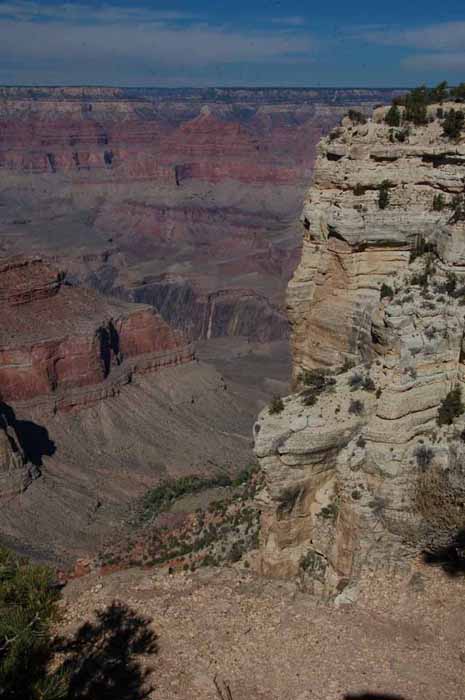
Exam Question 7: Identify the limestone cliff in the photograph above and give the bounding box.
[254,102,465,598]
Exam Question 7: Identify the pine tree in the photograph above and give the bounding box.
[385,104,401,127]
[0,547,67,699]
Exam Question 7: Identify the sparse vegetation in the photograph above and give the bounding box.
[385,104,401,127]
[437,386,464,426]
[449,195,465,224]
[432,193,446,212]
[349,399,364,416]
[415,444,434,470]
[299,550,327,579]
[442,108,464,140]
[347,109,367,124]
[269,395,284,415]
[104,467,264,573]
[137,474,234,524]
[378,180,392,209]
[277,486,301,517]
[0,547,67,700]
[380,283,394,300]
[413,463,465,552]
[353,183,366,196]
[298,368,336,406]
[348,372,375,392]
[317,497,339,522]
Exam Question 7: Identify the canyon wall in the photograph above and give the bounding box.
[254,102,465,599]
[0,256,192,409]
[0,87,400,345]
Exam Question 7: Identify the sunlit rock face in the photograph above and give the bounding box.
[0,256,192,408]
[255,103,465,597]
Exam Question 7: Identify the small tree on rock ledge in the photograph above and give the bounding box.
[437,386,464,426]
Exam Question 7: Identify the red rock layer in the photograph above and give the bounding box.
[0,257,192,407]
[0,95,319,186]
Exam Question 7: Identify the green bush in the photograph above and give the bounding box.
[138,473,233,523]
[433,193,446,211]
[298,368,336,407]
[385,104,401,127]
[353,183,366,196]
[378,180,391,209]
[451,83,465,101]
[380,283,394,300]
[348,109,367,124]
[269,395,284,415]
[437,386,464,426]
[442,109,464,139]
[0,547,67,700]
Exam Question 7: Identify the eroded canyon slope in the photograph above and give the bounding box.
[0,86,400,345]
[254,100,465,599]
[0,258,258,563]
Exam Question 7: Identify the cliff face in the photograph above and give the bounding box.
[0,87,400,346]
[0,404,31,496]
[254,102,465,598]
[0,256,192,408]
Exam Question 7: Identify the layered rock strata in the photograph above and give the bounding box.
[254,102,465,597]
[0,87,400,347]
[0,256,192,409]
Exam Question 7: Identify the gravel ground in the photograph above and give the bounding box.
[60,562,465,700]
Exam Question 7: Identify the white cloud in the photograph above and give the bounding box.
[402,52,465,72]
[0,1,317,84]
[359,21,465,51]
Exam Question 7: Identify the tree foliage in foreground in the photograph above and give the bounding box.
[0,547,67,700]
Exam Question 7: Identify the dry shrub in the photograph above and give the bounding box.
[413,465,465,549]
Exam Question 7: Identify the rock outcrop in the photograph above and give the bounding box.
[0,403,30,496]
[0,256,192,409]
[254,102,465,598]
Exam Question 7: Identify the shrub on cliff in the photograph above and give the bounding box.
[380,283,394,300]
[442,109,464,139]
[0,547,67,700]
[415,444,434,470]
[269,395,284,415]
[432,193,446,211]
[437,386,464,426]
[348,399,364,416]
[347,109,367,124]
[378,180,392,209]
[385,104,401,127]
[451,83,465,101]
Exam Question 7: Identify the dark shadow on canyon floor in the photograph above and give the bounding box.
[57,601,158,700]
[423,529,465,576]
[1,402,56,466]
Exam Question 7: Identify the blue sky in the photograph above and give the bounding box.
[0,0,464,87]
